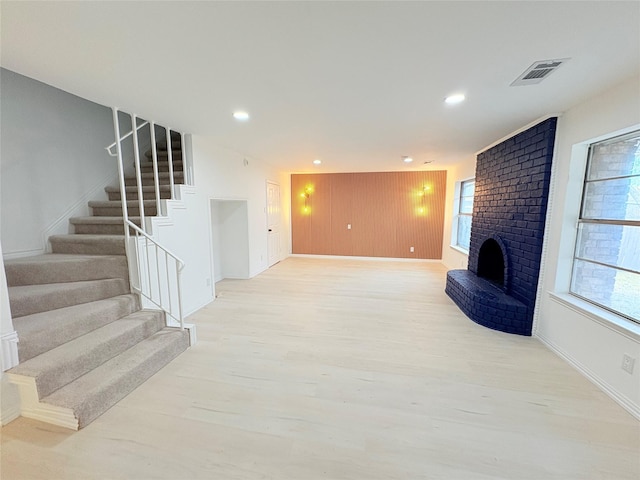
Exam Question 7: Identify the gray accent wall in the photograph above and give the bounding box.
[1,68,117,257]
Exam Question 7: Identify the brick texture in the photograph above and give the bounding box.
[446,118,557,336]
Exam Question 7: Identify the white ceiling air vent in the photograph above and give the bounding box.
[510,58,570,86]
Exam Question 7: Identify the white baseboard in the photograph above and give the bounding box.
[1,331,19,371]
[3,248,46,260]
[7,373,78,430]
[42,173,118,246]
[0,401,21,426]
[536,334,640,420]
[184,295,214,318]
[0,373,21,426]
[289,254,442,263]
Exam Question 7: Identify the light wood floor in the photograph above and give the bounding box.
[2,257,639,479]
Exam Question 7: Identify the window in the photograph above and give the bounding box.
[455,179,475,251]
[571,130,640,322]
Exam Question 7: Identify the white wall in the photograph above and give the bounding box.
[153,137,290,318]
[0,69,117,258]
[535,76,640,418]
[141,185,215,318]
[191,138,291,279]
[441,159,476,270]
[210,200,250,281]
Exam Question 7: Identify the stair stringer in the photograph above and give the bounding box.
[152,183,212,320]
[6,373,79,430]
[130,184,200,345]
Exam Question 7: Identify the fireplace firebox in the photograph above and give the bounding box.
[476,236,508,291]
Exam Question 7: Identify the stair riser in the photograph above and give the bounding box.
[157,140,182,149]
[124,175,183,187]
[145,152,183,161]
[51,238,126,256]
[73,224,139,235]
[91,205,158,217]
[16,295,140,362]
[5,255,128,287]
[9,278,129,318]
[140,163,184,174]
[34,313,165,399]
[107,190,172,201]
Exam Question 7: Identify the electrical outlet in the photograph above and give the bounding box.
[347,224,351,230]
[622,354,635,374]
[410,246,414,253]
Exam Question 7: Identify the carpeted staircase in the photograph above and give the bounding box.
[4,137,190,429]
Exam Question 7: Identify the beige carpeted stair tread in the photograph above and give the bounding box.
[104,185,172,201]
[104,186,173,200]
[155,139,181,150]
[50,234,126,255]
[69,216,141,225]
[145,150,183,160]
[8,278,129,318]
[125,171,182,180]
[123,171,184,186]
[105,184,172,192]
[9,310,165,399]
[4,254,128,287]
[89,200,158,217]
[89,199,157,208]
[70,216,141,235]
[13,294,140,362]
[139,166,184,175]
[43,327,189,428]
[140,160,183,170]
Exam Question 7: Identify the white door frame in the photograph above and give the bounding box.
[266,181,281,267]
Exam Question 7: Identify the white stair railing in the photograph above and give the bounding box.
[106,107,187,329]
[128,222,184,328]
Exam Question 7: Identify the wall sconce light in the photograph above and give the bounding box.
[300,185,313,214]
[416,184,432,216]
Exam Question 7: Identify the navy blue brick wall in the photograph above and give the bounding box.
[447,117,557,336]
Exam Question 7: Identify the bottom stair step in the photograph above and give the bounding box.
[42,328,189,429]
[9,310,166,399]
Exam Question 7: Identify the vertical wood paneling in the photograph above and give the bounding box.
[330,174,355,256]
[291,174,332,255]
[291,171,447,259]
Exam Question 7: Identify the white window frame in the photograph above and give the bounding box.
[451,178,475,253]
[569,129,640,324]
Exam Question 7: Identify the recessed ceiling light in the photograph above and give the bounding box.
[233,111,250,121]
[313,159,322,165]
[444,94,465,105]
[403,156,413,163]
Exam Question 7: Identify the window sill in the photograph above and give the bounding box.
[548,292,640,341]
[449,245,469,255]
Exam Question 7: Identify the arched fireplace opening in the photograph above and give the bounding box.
[477,237,508,290]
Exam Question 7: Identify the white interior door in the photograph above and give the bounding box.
[266,181,281,267]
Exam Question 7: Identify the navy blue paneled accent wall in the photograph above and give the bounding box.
[446,117,557,335]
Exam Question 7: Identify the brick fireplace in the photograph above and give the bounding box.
[446,117,557,335]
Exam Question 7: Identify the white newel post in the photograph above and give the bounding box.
[0,242,19,371]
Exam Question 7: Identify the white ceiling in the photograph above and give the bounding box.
[2,1,639,173]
